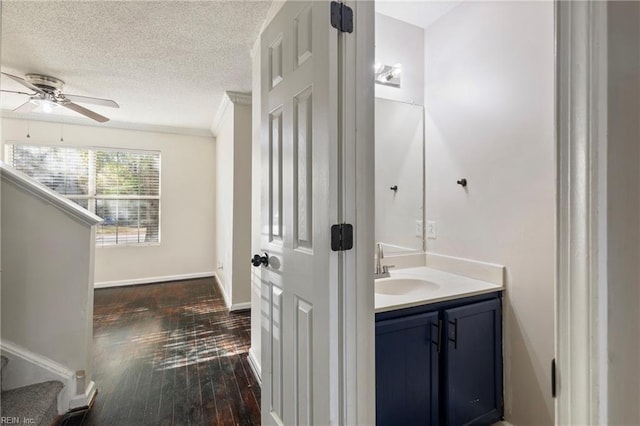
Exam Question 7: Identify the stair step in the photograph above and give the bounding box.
[1,381,63,426]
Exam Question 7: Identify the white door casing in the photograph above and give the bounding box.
[259,2,339,424]
[556,1,608,424]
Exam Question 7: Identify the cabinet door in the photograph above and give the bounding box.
[376,311,440,426]
[444,298,502,426]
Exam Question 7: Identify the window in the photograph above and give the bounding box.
[6,144,161,246]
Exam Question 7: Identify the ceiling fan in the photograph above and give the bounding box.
[1,72,119,123]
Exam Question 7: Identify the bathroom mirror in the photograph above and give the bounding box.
[375,97,425,254]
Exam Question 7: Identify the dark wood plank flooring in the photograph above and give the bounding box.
[64,278,260,425]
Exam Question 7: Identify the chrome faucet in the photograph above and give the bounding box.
[375,243,395,279]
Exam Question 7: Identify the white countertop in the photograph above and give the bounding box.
[375,266,504,313]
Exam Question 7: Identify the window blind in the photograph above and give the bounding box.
[7,144,161,246]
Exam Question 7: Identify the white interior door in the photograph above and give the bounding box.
[258,2,339,425]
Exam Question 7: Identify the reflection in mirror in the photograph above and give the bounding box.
[375,97,424,254]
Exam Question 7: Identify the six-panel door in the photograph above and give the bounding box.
[260,1,339,425]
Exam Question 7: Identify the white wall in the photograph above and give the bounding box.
[213,94,253,310]
[249,37,263,378]
[216,104,235,303]
[0,118,216,286]
[231,102,252,308]
[606,2,640,424]
[424,2,555,425]
[1,174,97,409]
[375,13,424,105]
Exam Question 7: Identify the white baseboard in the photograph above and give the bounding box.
[214,275,232,308]
[0,339,94,414]
[213,276,251,311]
[230,302,252,311]
[94,271,216,288]
[247,347,262,385]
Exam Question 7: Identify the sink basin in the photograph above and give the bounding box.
[375,278,440,296]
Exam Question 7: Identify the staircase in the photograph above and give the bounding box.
[1,163,102,419]
[0,355,64,426]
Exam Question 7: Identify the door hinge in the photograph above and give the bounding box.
[551,358,557,398]
[331,223,353,251]
[330,1,353,33]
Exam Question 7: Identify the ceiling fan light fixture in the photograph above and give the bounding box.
[42,101,59,113]
[29,97,60,113]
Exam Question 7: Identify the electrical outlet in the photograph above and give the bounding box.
[427,221,437,239]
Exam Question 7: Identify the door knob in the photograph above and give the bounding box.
[251,253,269,267]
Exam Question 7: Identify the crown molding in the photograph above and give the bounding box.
[210,91,252,137]
[0,110,214,138]
[226,91,252,106]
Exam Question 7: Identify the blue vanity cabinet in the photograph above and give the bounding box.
[375,293,503,426]
[444,298,503,426]
[375,311,440,426]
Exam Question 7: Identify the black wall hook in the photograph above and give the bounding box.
[456,178,467,188]
[390,185,398,192]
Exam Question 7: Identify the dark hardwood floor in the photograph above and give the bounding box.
[63,278,260,426]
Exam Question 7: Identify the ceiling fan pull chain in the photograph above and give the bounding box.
[26,120,30,139]
[60,124,64,142]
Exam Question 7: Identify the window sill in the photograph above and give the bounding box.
[96,242,161,249]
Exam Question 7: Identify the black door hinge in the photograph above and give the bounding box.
[551,358,557,398]
[330,1,353,33]
[331,224,353,251]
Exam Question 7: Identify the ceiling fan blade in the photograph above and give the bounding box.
[13,101,38,113]
[1,72,44,94]
[63,94,119,108]
[62,101,110,123]
[1,89,36,96]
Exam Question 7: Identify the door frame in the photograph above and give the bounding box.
[341,1,375,424]
[555,1,608,424]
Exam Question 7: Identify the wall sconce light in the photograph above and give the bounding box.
[374,63,402,88]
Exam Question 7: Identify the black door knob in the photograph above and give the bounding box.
[251,253,269,267]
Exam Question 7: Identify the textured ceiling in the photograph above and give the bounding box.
[0,1,271,132]
[375,1,463,30]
